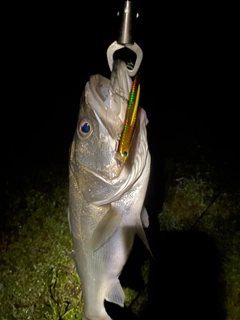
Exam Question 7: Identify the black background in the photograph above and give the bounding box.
[3,1,237,173]
[1,1,238,319]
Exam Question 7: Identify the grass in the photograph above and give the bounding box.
[1,136,239,319]
[158,138,240,320]
[1,167,82,319]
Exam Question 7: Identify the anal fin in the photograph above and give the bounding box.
[136,220,154,258]
[105,281,125,307]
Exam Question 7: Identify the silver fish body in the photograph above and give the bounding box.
[68,59,151,320]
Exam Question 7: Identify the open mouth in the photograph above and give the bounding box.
[86,59,141,167]
[86,60,132,141]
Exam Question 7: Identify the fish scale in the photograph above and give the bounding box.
[68,60,151,320]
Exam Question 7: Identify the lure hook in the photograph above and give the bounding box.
[107,0,143,77]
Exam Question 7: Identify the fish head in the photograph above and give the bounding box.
[70,59,150,207]
[70,60,134,180]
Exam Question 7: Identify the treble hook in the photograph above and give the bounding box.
[107,0,143,77]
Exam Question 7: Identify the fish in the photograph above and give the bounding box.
[68,59,151,320]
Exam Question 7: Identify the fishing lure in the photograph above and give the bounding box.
[118,74,140,162]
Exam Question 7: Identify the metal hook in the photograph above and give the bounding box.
[107,41,143,77]
[117,0,136,45]
[107,0,143,77]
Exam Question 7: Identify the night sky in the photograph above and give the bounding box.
[3,1,237,192]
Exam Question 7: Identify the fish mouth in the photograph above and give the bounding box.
[86,59,133,141]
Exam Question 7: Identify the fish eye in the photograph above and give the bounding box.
[78,118,92,137]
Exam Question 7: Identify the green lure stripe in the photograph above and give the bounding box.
[118,75,140,162]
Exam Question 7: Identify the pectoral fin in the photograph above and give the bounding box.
[141,206,149,228]
[67,250,75,260]
[105,281,125,307]
[91,207,122,251]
